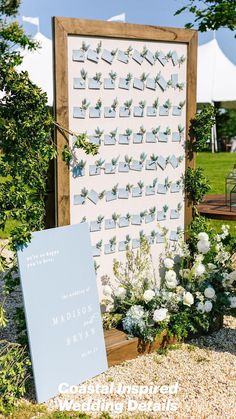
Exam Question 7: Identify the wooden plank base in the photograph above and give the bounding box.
[198,194,236,221]
[104,329,173,367]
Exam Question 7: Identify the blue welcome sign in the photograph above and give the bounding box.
[17,223,108,403]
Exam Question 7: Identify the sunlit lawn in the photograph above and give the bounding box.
[197,152,236,235]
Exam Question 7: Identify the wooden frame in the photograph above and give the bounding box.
[53,17,197,228]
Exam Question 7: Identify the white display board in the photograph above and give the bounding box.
[67,35,187,292]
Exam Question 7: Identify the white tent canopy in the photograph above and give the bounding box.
[19,32,53,105]
[19,33,236,109]
[197,38,236,107]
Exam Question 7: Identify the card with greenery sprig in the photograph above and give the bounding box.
[133,73,148,91]
[131,48,143,64]
[104,98,118,118]
[89,98,102,118]
[132,181,144,197]
[88,72,102,89]
[141,46,154,65]
[145,207,156,224]
[119,128,132,145]
[101,48,117,64]
[159,99,172,116]
[158,127,171,142]
[87,189,99,204]
[155,72,167,91]
[104,128,117,145]
[147,99,159,117]
[106,184,118,202]
[104,71,117,89]
[146,127,160,143]
[117,46,133,63]
[119,99,132,117]
[146,178,158,196]
[133,126,146,144]
[72,42,89,62]
[104,236,117,254]
[172,100,186,116]
[155,50,168,66]
[105,156,119,174]
[87,41,102,63]
[146,154,158,171]
[172,124,184,142]
[72,159,86,178]
[73,68,87,89]
[73,98,90,119]
[134,100,146,117]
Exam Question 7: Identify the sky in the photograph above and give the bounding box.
[19,0,236,64]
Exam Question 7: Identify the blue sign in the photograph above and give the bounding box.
[17,223,108,403]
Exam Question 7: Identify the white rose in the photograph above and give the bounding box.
[204,300,213,313]
[143,289,155,302]
[164,258,174,269]
[103,285,112,297]
[165,269,176,282]
[153,308,169,322]
[166,277,178,289]
[183,291,194,307]
[197,232,209,242]
[114,286,126,300]
[197,240,210,254]
[204,287,215,299]
[229,296,236,308]
[196,302,205,313]
[165,270,178,289]
[195,263,206,277]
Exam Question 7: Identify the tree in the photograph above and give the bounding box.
[175,0,236,35]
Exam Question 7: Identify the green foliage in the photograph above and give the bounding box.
[0,341,31,414]
[185,167,211,212]
[175,0,236,35]
[216,108,236,140]
[189,105,216,152]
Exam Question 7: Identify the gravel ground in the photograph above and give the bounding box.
[47,316,236,419]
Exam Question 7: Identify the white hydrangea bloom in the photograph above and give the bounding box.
[183,291,194,306]
[204,300,213,312]
[197,232,209,242]
[103,285,113,297]
[229,296,236,308]
[153,308,169,322]
[204,287,215,299]
[194,263,206,277]
[114,286,126,300]
[143,289,155,302]
[196,302,205,313]
[197,240,210,254]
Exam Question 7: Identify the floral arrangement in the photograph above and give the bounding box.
[102,225,236,343]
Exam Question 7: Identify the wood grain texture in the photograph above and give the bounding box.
[198,194,236,220]
[53,17,70,226]
[104,329,176,367]
[185,30,198,228]
[53,17,197,229]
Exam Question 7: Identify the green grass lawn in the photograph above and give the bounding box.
[197,152,236,234]
[196,152,236,195]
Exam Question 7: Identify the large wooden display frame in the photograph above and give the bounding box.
[53,17,197,292]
